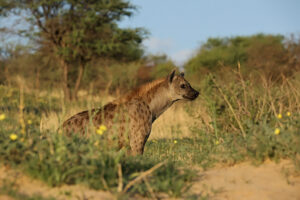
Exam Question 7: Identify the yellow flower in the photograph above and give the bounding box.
[286,112,291,117]
[174,140,178,144]
[96,129,104,135]
[277,114,282,119]
[96,125,107,135]
[27,120,32,125]
[215,140,220,145]
[0,114,5,121]
[10,133,18,141]
[99,125,107,131]
[274,128,280,135]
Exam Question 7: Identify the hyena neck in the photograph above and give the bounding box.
[119,78,175,120]
[141,80,174,120]
[146,88,174,120]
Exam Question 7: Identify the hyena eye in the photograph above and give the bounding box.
[180,84,186,89]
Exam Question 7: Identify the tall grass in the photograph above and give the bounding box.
[144,67,300,169]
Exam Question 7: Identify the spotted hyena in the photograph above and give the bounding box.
[62,69,199,155]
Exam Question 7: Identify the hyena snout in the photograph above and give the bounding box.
[184,87,199,101]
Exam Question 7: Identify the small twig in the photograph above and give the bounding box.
[101,177,110,192]
[285,77,300,111]
[117,164,123,193]
[255,91,267,121]
[237,62,248,113]
[122,161,166,193]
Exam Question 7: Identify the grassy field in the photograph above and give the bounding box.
[0,69,300,199]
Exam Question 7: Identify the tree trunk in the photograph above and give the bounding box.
[72,62,84,100]
[58,58,71,101]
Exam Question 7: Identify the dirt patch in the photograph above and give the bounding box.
[0,195,14,200]
[0,166,114,200]
[191,160,300,200]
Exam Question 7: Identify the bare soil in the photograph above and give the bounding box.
[0,160,299,200]
[191,160,300,200]
[0,166,114,200]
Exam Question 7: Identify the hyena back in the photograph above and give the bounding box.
[62,69,199,155]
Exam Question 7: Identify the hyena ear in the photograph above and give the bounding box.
[180,72,185,77]
[168,69,176,83]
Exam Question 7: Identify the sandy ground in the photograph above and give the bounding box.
[191,160,300,200]
[0,160,299,200]
[0,166,114,200]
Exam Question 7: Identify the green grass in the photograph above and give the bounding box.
[0,129,194,198]
[145,120,300,169]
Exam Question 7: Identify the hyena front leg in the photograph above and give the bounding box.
[127,99,152,155]
[129,127,151,155]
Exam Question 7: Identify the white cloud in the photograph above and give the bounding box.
[170,49,196,67]
[143,37,196,67]
[143,37,174,54]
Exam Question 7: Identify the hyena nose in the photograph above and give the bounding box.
[194,90,199,98]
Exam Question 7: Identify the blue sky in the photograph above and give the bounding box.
[120,0,300,65]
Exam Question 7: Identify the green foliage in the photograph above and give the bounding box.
[0,0,147,61]
[186,37,247,72]
[185,34,295,79]
[0,0,148,100]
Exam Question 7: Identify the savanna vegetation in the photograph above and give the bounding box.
[0,0,300,199]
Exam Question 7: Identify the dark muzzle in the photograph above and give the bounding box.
[184,88,199,100]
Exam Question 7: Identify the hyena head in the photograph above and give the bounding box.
[167,69,199,101]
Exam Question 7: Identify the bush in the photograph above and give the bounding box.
[185,34,299,80]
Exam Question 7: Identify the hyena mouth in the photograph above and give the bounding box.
[183,90,199,100]
[183,94,198,101]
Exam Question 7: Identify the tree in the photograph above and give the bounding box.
[0,0,146,100]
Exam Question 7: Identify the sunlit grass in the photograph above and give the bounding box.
[0,68,300,198]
